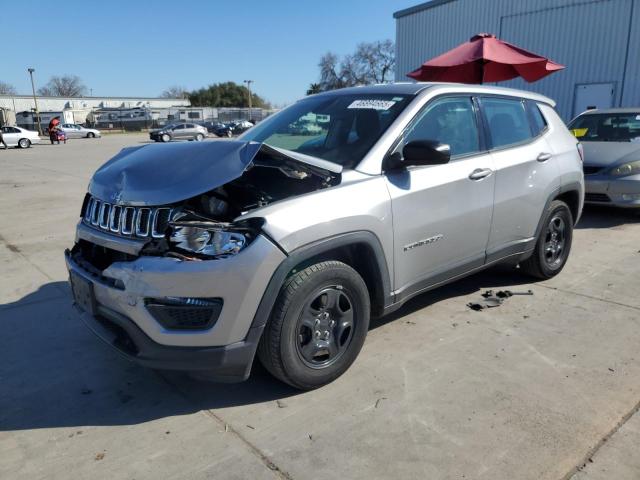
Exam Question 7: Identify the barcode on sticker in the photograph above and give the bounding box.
[348,100,396,110]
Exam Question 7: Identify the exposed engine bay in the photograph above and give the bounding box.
[76,142,341,268]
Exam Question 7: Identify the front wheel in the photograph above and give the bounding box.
[195,133,204,141]
[258,261,370,390]
[87,132,95,138]
[226,130,232,138]
[520,200,573,279]
[161,134,171,143]
[18,138,31,149]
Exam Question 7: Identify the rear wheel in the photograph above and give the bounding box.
[18,138,31,149]
[258,261,370,390]
[161,134,171,143]
[521,200,573,279]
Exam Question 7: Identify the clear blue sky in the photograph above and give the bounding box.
[1,0,418,106]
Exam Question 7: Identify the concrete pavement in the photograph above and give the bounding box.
[1,134,639,479]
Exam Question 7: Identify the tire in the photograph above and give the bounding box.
[87,132,95,138]
[520,200,573,279]
[196,133,204,141]
[18,138,31,149]
[258,261,370,390]
[161,134,171,143]
[226,130,232,138]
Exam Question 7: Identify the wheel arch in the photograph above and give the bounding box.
[250,231,392,333]
[554,188,581,225]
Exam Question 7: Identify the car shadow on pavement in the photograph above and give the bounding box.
[576,205,639,229]
[0,266,535,432]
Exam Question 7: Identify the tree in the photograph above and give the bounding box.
[161,85,189,99]
[0,81,17,95]
[316,40,395,92]
[38,75,87,97]
[306,83,322,95]
[188,82,270,108]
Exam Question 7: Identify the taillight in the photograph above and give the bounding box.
[577,143,584,163]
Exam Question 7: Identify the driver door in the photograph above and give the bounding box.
[385,96,495,299]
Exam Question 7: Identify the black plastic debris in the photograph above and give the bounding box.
[467,289,533,311]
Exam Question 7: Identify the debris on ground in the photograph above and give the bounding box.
[94,452,106,461]
[246,425,255,430]
[276,400,288,408]
[374,397,387,408]
[467,290,534,311]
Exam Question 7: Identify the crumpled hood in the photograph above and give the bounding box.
[88,140,342,206]
[582,142,640,168]
[89,141,261,206]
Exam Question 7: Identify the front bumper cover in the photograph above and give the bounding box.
[65,230,286,379]
[584,173,640,207]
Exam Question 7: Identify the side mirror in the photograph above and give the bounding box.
[385,140,451,170]
[404,140,451,166]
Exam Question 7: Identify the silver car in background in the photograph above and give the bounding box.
[66,83,583,390]
[60,123,102,139]
[149,123,208,142]
[568,108,640,207]
[1,126,41,148]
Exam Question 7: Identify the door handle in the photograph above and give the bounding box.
[468,168,493,180]
[537,152,553,162]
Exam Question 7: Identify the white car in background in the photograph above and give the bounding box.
[60,124,102,139]
[1,126,41,148]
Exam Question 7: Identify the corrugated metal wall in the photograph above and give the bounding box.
[395,0,639,120]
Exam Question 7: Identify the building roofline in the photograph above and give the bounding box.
[393,0,457,19]
[0,94,187,101]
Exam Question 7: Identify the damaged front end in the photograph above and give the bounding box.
[74,140,341,267]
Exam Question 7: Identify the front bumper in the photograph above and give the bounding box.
[584,173,640,207]
[65,231,286,378]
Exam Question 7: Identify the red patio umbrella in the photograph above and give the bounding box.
[407,33,564,84]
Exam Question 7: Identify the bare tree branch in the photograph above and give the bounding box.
[315,40,395,91]
[161,86,189,99]
[0,81,17,95]
[37,75,87,97]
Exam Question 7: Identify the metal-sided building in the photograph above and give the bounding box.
[394,0,640,120]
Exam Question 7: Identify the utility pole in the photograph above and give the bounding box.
[243,80,253,121]
[27,68,43,135]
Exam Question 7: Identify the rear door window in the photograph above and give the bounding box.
[482,97,533,149]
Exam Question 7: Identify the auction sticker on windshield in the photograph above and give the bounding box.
[348,99,396,110]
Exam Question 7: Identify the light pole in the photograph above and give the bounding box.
[243,80,253,121]
[27,68,43,135]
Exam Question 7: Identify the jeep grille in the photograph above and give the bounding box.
[82,195,172,239]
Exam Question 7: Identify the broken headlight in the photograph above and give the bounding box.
[170,226,246,257]
[168,210,261,258]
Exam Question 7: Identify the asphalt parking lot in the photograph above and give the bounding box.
[1,133,639,480]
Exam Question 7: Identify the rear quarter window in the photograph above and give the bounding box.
[528,101,548,136]
[482,97,533,149]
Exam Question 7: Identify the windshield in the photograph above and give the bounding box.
[569,113,640,142]
[240,93,414,168]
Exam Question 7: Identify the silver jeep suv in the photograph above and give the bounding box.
[66,83,584,389]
